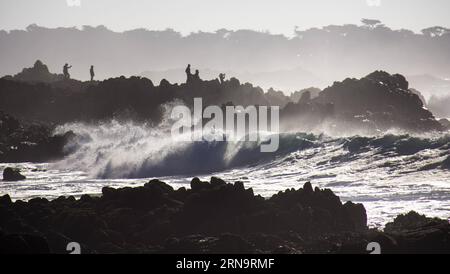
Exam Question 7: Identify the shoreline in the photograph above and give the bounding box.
[1,161,449,228]
[1,177,449,254]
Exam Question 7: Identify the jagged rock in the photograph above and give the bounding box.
[2,167,26,181]
[10,60,63,83]
[190,177,210,191]
[343,201,367,232]
[0,178,448,254]
[144,179,174,194]
[0,64,444,135]
[0,112,75,163]
[210,176,226,187]
[385,211,448,233]
[303,181,313,194]
[383,211,450,253]
[0,194,12,206]
[312,71,443,132]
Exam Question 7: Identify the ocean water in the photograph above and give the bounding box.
[1,121,449,228]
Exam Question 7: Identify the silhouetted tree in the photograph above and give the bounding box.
[361,19,381,29]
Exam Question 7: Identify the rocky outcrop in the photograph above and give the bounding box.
[1,63,443,134]
[0,111,75,163]
[381,211,450,254]
[0,178,367,253]
[0,177,448,254]
[2,167,26,181]
[4,60,63,83]
[312,71,443,132]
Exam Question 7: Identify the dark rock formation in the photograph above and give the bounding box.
[312,71,443,132]
[0,178,366,253]
[0,61,288,125]
[1,62,443,134]
[2,167,26,181]
[0,177,448,254]
[6,60,63,83]
[381,211,450,254]
[0,111,74,163]
[384,211,447,233]
[280,71,443,133]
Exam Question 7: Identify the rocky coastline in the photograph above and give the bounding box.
[1,177,448,254]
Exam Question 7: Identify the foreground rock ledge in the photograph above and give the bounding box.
[0,177,449,254]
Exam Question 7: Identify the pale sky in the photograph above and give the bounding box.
[1,0,450,35]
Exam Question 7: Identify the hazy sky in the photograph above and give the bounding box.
[1,0,450,35]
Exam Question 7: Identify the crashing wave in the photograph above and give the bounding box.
[52,120,450,179]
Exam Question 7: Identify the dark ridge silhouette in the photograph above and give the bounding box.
[281,71,443,133]
[0,178,448,254]
[0,61,444,135]
[2,60,64,83]
[0,61,288,124]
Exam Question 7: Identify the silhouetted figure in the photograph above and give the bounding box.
[90,65,95,81]
[193,70,200,82]
[63,63,72,79]
[219,73,226,84]
[185,64,192,83]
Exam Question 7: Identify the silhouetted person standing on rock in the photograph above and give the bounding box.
[63,63,72,79]
[90,65,95,81]
[185,64,192,83]
[194,69,200,82]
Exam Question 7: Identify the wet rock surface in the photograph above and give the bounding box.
[0,178,448,254]
[2,167,26,181]
[0,111,74,163]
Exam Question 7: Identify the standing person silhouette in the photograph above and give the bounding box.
[194,69,200,82]
[185,64,192,83]
[63,63,72,79]
[90,65,95,81]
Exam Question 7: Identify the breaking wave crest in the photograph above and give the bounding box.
[52,120,450,179]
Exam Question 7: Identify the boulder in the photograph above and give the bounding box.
[384,211,447,233]
[343,201,367,232]
[1,176,447,254]
[3,167,26,181]
[190,177,210,191]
